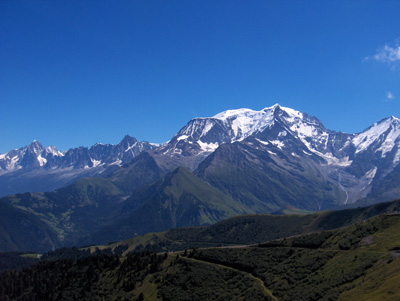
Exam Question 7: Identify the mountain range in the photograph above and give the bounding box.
[0,135,157,197]
[1,104,400,252]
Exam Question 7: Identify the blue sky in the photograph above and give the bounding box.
[1,0,400,153]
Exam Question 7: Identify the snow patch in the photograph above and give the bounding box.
[9,155,20,170]
[173,148,182,155]
[394,149,400,165]
[197,141,219,152]
[364,167,378,185]
[125,142,138,152]
[290,122,319,138]
[46,146,64,157]
[213,106,275,141]
[177,135,189,141]
[255,138,269,145]
[37,155,47,167]
[353,118,400,154]
[91,159,102,168]
[270,140,285,149]
[281,107,304,123]
[110,160,122,166]
[376,125,400,157]
[201,121,214,137]
[365,167,377,179]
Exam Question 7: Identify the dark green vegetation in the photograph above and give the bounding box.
[0,201,59,252]
[0,252,40,273]
[102,199,400,254]
[0,177,125,251]
[0,250,269,301]
[0,251,166,301]
[2,214,400,300]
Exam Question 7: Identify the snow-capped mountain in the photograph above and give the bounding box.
[0,136,156,197]
[2,104,400,253]
[2,104,400,208]
[154,104,349,169]
[152,104,400,208]
[0,140,64,172]
[0,135,156,173]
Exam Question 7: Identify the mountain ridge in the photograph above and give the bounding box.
[0,135,157,197]
[2,104,400,253]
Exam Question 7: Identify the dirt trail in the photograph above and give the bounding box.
[184,256,279,301]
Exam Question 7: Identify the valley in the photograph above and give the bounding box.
[2,213,400,300]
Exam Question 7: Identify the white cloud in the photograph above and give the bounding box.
[365,39,400,63]
[387,91,395,100]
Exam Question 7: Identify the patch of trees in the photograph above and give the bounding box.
[0,252,39,273]
[185,245,379,300]
[0,251,165,301]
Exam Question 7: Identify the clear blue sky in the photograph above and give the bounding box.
[1,0,400,153]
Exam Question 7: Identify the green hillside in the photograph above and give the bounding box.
[2,213,400,300]
[187,213,400,300]
[0,177,125,249]
[0,201,59,252]
[86,167,250,245]
[104,198,400,253]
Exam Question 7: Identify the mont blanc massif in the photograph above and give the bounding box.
[1,104,400,252]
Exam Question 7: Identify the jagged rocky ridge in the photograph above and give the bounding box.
[149,104,400,209]
[0,135,157,197]
[1,104,400,206]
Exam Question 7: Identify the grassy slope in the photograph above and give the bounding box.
[86,167,250,245]
[187,214,400,300]
[104,198,400,254]
[1,177,125,249]
[0,201,60,252]
[3,213,400,300]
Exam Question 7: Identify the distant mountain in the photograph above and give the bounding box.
[2,104,400,253]
[0,135,157,197]
[2,104,399,207]
[153,104,400,211]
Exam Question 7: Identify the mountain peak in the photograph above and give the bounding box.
[268,103,281,109]
[118,135,138,149]
[120,134,137,142]
[352,115,400,155]
[212,108,256,120]
[389,115,400,123]
[30,140,43,146]
[27,140,45,153]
